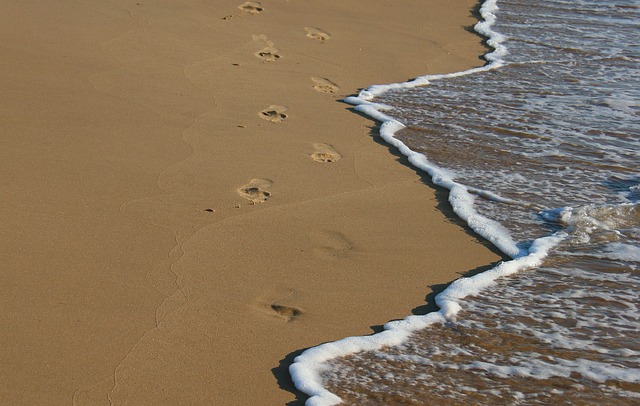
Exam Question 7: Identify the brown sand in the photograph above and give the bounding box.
[0,0,501,404]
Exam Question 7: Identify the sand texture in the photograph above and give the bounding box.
[0,0,500,404]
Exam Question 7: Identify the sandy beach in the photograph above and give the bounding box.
[0,0,502,404]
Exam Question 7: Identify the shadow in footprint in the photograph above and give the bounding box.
[239,1,263,14]
[311,77,339,94]
[253,34,281,62]
[238,178,272,204]
[259,105,288,123]
[305,27,331,42]
[271,304,303,322]
[311,143,341,163]
[255,48,281,62]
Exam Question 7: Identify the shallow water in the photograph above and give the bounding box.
[303,0,639,403]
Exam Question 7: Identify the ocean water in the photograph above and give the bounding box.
[290,0,639,404]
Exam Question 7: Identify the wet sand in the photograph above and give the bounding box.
[0,0,501,404]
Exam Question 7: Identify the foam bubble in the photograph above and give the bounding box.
[599,242,640,262]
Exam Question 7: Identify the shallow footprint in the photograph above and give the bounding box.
[238,178,272,204]
[270,304,303,322]
[311,77,339,94]
[311,143,341,163]
[259,105,288,123]
[311,229,355,260]
[305,27,331,42]
[238,1,263,14]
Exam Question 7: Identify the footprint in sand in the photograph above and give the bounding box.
[311,229,355,260]
[255,48,281,62]
[238,1,263,14]
[252,34,281,62]
[270,304,303,322]
[311,143,341,163]
[311,77,339,94]
[305,27,331,42]
[256,288,303,322]
[238,178,272,204]
[259,105,288,123]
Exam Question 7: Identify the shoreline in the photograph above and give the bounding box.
[0,0,501,404]
[290,1,512,399]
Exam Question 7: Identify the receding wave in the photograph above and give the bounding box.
[290,0,640,404]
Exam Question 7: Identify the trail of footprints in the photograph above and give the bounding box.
[213,3,374,339]
[260,229,354,321]
[229,2,340,208]
[230,1,340,215]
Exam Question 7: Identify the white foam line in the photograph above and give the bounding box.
[290,232,566,406]
[289,1,566,404]
[354,0,507,102]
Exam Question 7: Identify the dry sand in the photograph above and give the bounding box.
[0,0,502,404]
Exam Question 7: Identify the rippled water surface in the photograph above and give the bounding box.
[320,0,640,403]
